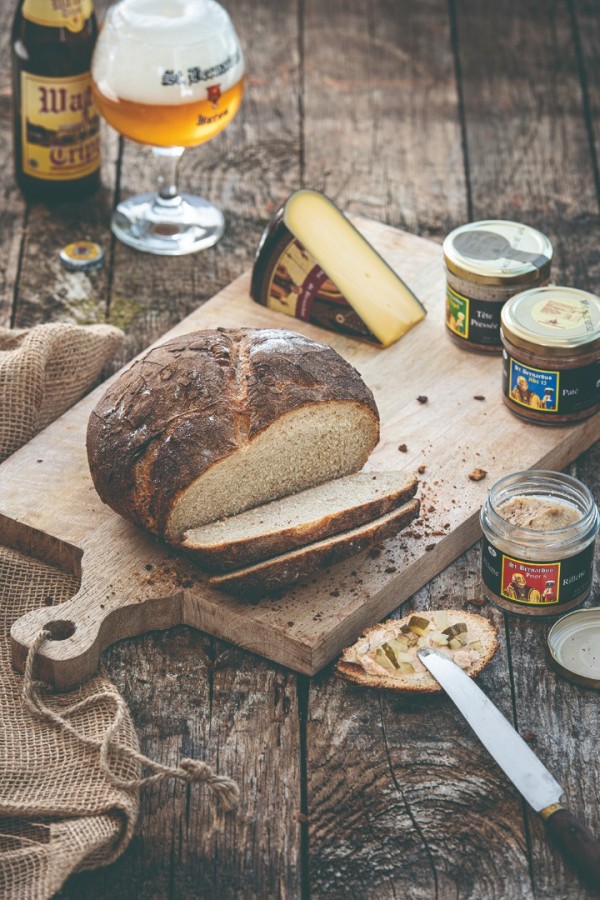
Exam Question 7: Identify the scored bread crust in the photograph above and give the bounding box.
[336,610,499,693]
[208,497,420,595]
[182,472,419,572]
[86,328,379,540]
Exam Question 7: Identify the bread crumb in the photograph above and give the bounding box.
[469,468,487,482]
[398,443,408,452]
[417,465,426,474]
[416,395,428,404]
[473,395,485,401]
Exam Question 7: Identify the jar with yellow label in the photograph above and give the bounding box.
[443,220,552,353]
[480,470,599,618]
[501,285,600,424]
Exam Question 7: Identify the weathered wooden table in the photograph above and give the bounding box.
[1,0,599,897]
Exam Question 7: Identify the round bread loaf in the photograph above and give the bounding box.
[86,327,380,542]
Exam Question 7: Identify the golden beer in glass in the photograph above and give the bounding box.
[92,0,245,254]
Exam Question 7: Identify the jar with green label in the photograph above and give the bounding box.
[443,220,552,353]
[501,285,600,424]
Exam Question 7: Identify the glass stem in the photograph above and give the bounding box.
[153,146,185,206]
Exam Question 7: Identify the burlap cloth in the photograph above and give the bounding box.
[0,324,238,899]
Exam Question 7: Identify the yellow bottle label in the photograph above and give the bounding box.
[22,0,93,33]
[20,71,100,181]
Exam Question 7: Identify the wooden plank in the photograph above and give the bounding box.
[53,3,305,896]
[453,1,600,896]
[307,586,535,898]
[299,2,538,897]
[303,1,600,898]
[58,631,302,899]
[302,0,468,236]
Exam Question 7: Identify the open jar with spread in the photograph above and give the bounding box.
[443,220,552,353]
[480,470,599,618]
[501,285,600,424]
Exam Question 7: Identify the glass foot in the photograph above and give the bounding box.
[111,192,225,255]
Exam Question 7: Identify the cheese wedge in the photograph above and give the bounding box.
[251,189,426,347]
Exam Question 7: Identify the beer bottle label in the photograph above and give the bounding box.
[22,0,93,33]
[20,72,100,181]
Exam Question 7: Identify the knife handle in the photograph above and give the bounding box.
[543,805,600,891]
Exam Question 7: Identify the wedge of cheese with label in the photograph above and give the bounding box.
[250,189,426,347]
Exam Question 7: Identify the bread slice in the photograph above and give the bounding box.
[182,471,419,572]
[336,610,499,693]
[208,497,420,595]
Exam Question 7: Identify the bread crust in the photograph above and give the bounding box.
[336,610,499,693]
[208,498,420,595]
[182,473,419,571]
[86,328,379,539]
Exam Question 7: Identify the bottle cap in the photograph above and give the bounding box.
[60,241,104,272]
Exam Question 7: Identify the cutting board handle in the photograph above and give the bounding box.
[11,586,186,690]
[9,517,195,690]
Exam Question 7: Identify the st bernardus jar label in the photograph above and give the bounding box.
[500,286,600,424]
[503,354,600,417]
[481,538,595,609]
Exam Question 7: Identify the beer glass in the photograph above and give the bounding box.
[92,0,244,254]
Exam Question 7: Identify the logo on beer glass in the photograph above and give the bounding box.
[207,84,222,107]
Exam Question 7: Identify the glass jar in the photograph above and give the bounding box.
[480,470,599,618]
[501,285,600,424]
[443,220,552,353]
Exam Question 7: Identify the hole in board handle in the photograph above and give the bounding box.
[45,620,76,641]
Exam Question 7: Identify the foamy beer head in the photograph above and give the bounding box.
[92,0,245,147]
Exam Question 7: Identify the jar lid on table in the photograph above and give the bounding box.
[443,220,553,286]
[547,607,600,689]
[501,285,600,356]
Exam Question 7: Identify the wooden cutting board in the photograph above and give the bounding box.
[3,219,600,687]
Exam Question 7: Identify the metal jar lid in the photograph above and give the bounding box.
[59,241,105,272]
[501,285,600,357]
[547,607,600,689]
[443,220,553,286]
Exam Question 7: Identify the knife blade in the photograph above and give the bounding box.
[417,647,600,890]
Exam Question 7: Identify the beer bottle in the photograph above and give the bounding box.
[11,0,101,202]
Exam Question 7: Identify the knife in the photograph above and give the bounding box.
[417,647,600,890]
